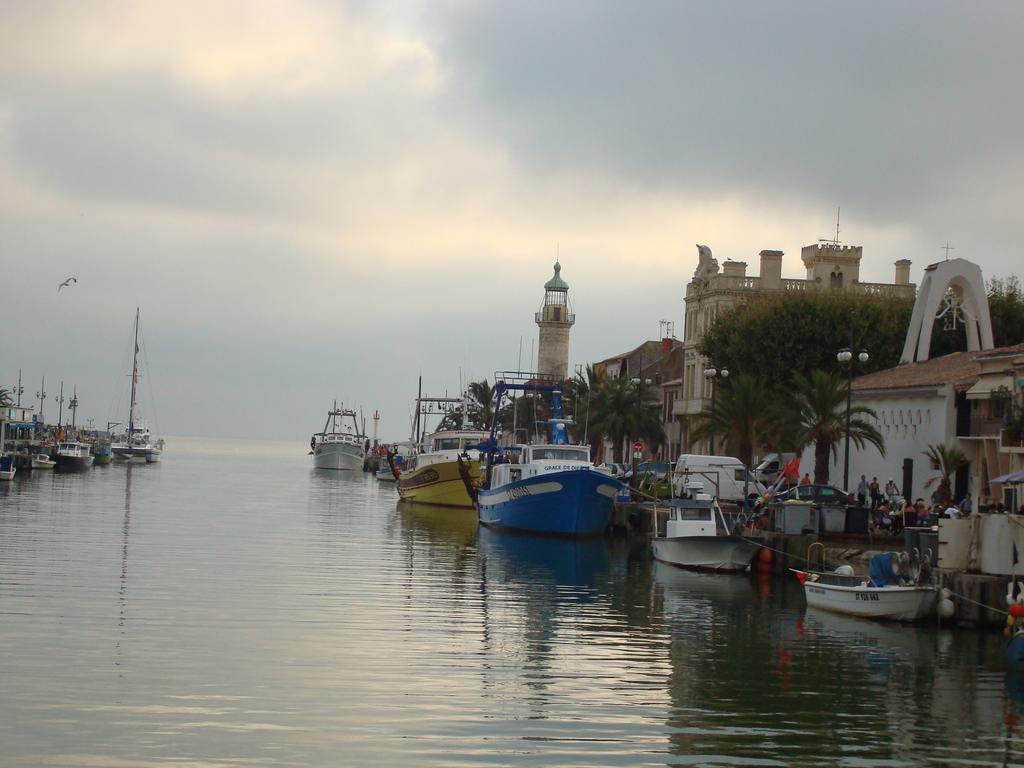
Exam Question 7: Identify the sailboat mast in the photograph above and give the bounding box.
[128,308,140,440]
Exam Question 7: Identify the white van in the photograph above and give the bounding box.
[753,452,796,485]
[671,454,766,502]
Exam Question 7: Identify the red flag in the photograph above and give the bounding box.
[782,457,800,484]
[133,367,138,385]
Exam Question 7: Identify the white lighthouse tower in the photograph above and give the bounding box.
[535,261,574,381]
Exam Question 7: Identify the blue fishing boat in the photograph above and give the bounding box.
[475,372,618,537]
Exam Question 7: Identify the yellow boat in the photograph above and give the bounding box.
[397,430,485,508]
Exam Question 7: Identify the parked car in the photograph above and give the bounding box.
[778,483,853,506]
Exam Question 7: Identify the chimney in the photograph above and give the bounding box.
[662,337,673,357]
[722,260,747,278]
[894,259,911,286]
[759,250,784,289]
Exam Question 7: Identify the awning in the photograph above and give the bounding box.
[991,471,1024,484]
[966,375,1014,400]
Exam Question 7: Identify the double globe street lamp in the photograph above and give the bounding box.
[704,365,729,454]
[837,346,869,491]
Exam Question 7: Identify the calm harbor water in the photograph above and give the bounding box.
[1,436,1022,767]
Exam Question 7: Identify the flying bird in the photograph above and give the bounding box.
[58,277,77,292]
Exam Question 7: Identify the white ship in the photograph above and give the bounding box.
[311,403,367,471]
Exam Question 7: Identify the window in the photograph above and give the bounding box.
[532,448,589,462]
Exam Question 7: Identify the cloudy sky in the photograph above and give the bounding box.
[2,1,1022,440]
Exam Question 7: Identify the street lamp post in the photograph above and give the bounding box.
[836,346,869,491]
[36,376,46,423]
[703,364,729,454]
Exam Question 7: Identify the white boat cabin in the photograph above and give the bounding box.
[405,430,484,471]
[57,441,91,458]
[489,444,601,487]
[315,431,363,448]
[665,490,732,539]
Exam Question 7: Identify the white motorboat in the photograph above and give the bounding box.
[0,455,15,481]
[311,403,367,471]
[793,552,939,622]
[31,453,56,470]
[651,486,759,573]
[111,309,164,464]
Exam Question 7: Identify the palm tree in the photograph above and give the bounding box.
[923,443,968,505]
[467,379,496,429]
[564,365,604,448]
[791,369,884,486]
[690,374,778,469]
[588,375,664,463]
[0,388,12,407]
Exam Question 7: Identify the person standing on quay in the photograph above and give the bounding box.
[857,474,868,507]
[869,477,881,510]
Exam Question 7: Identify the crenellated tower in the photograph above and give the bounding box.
[535,261,574,381]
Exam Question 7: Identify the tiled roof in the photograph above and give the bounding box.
[852,343,1024,393]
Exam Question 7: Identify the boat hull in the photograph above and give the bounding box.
[397,460,480,508]
[1007,631,1024,666]
[376,468,397,483]
[312,442,363,471]
[798,575,938,622]
[31,456,56,470]
[652,535,758,573]
[477,468,617,537]
[54,454,93,471]
[112,446,152,463]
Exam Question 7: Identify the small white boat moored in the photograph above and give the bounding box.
[0,455,15,481]
[31,453,56,470]
[793,552,939,622]
[651,486,759,573]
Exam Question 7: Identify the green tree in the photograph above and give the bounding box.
[791,369,884,486]
[467,379,496,429]
[923,444,969,505]
[700,279,1024,396]
[564,365,605,449]
[588,375,664,463]
[690,374,780,468]
[700,293,914,390]
[989,276,1024,347]
[0,388,12,407]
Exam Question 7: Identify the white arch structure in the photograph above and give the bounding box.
[900,258,994,364]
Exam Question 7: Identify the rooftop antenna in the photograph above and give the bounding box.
[818,206,841,246]
[659,320,675,339]
[942,242,955,261]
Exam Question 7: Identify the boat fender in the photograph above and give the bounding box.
[937,598,955,620]
[940,587,952,601]
[834,564,855,576]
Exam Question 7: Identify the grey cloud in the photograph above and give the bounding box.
[437,2,1024,227]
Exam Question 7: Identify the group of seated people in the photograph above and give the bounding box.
[871,499,933,533]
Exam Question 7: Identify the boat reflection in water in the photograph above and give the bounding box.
[397,501,478,551]
[476,525,611,591]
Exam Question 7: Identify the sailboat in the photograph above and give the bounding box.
[111,309,163,464]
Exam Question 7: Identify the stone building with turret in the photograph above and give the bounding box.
[535,261,574,381]
[672,243,916,458]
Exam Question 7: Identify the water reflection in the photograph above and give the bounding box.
[476,526,612,590]
[2,439,1024,766]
